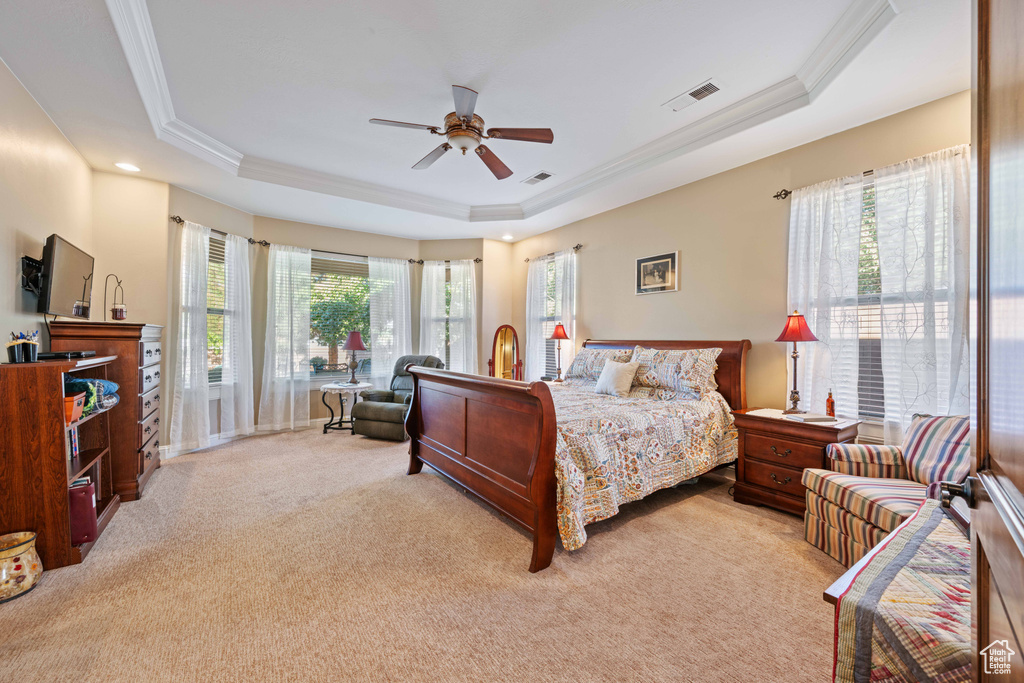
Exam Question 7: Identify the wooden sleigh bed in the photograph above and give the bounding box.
[404,339,751,572]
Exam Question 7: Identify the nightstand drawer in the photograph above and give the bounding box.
[744,432,824,469]
[743,459,805,499]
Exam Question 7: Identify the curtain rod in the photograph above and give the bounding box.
[170,215,481,264]
[773,169,877,200]
[524,243,583,263]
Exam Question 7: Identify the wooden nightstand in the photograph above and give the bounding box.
[732,409,860,515]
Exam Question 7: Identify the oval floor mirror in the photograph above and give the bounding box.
[487,325,523,381]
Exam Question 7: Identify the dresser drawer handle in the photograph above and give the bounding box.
[145,400,151,409]
[770,446,792,458]
[154,394,160,402]
[146,349,153,357]
[155,348,161,356]
[144,426,151,434]
[145,374,152,382]
[154,370,161,379]
[770,473,792,486]
[154,417,159,425]
[145,451,153,460]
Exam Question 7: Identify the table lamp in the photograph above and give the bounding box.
[342,331,367,385]
[549,323,570,382]
[775,310,818,413]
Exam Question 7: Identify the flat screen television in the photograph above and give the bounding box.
[37,235,95,318]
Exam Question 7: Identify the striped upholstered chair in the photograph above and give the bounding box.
[801,415,971,567]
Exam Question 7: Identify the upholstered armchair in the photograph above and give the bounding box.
[802,415,971,567]
[350,355,444,441]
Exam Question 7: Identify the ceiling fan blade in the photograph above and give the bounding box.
[486,128,554,144]
[452,85,478,120]
[370,118,438,132]
[412,143,452,170]
[475,145,512,180]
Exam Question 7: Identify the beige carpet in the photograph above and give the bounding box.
[0,430,844,682]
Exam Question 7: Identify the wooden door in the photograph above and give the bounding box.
[971,0,1024,679]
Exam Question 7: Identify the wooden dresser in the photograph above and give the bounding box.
[50,322,163,501]
[0,356,120,568]
[732,409,859,515]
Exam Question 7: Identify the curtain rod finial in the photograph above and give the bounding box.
[773,189,792,200]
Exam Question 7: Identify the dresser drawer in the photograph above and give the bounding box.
[140,341,162,367]
[140,433,159,468]
[140,386,161,418]
[139,365,161,394]
[743,459,805,500]
[744,432,824,469]
[138,410,160,448]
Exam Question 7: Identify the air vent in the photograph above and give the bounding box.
[662,78,724,112]
[521,170,554,185]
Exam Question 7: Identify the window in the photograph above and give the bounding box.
[309,255,371,378]
[856,176,884,420]
[525,250,575,381]
[207,236,225,384]
[420,260,477,373]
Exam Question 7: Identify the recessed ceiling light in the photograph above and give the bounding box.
[502,234,514,241]
[115,162,141,172]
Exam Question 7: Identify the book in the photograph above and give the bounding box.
[69,427,80,459]
[784,413,837,423]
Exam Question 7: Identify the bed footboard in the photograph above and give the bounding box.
[404,366,558,572]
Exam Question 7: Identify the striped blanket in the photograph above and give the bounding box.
[834,499,971,682]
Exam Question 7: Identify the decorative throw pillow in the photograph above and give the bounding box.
[565,347,633,381]
[901,414,971,485]
[594,360,640,398]
[631,346,721,397]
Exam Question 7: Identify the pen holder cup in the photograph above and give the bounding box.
[23,344,37,363]
[6,344,23,364]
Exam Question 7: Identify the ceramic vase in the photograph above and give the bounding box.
[0,532,42,603]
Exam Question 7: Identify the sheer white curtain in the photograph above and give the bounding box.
[218,233,254,439]
[874,145,971,441]
[447,259,477,373]
[787,175,866,415]
[419,260,447,365]
[258,244,311,432]
[170,221,211,453]
[369,257,412,388]
[524,250,576,381]
[420,260,477,373]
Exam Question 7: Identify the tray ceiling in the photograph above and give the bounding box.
[0,0,969,239]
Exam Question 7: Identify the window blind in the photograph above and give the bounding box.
[207,235,226,383]
[309,255,371,377]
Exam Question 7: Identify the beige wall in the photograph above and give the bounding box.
[510,90,972,410]
[0,57,93,345]
[480,239,514,372]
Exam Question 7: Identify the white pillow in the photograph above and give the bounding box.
[594,360,640,398]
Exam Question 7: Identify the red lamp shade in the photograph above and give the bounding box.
[549,323,570,341]
[342,330,367,351]
[775,311,818,343]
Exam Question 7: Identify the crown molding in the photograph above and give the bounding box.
[105,0,895,223]
[238,157,470,220]
[469,204,524,222]
[105,0,242,173]
[797,0,898,99]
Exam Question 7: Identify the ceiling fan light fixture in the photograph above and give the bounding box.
[447,133,480,155]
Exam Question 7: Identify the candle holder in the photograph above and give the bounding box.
[104,274,127,321]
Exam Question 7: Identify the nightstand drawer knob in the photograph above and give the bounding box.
[770,445,792,457]
[770,473,792,486]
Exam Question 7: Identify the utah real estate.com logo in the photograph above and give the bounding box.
[980,640,1015,676]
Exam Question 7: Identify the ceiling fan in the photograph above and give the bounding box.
[369,85,554,180]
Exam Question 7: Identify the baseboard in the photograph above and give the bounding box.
[160,417,330,459]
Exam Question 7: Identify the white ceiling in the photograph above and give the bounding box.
[0,0,969,240]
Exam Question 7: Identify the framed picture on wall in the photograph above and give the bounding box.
[635,252,678,295]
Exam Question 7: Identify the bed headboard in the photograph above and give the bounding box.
[580,339,752,411]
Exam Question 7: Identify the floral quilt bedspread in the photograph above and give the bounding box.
[549,381,737,550]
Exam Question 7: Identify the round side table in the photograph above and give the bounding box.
[320,382,373,434]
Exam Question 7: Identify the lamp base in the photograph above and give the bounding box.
[782,408,806,415]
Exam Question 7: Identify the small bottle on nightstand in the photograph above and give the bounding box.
[826,389,835,418]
